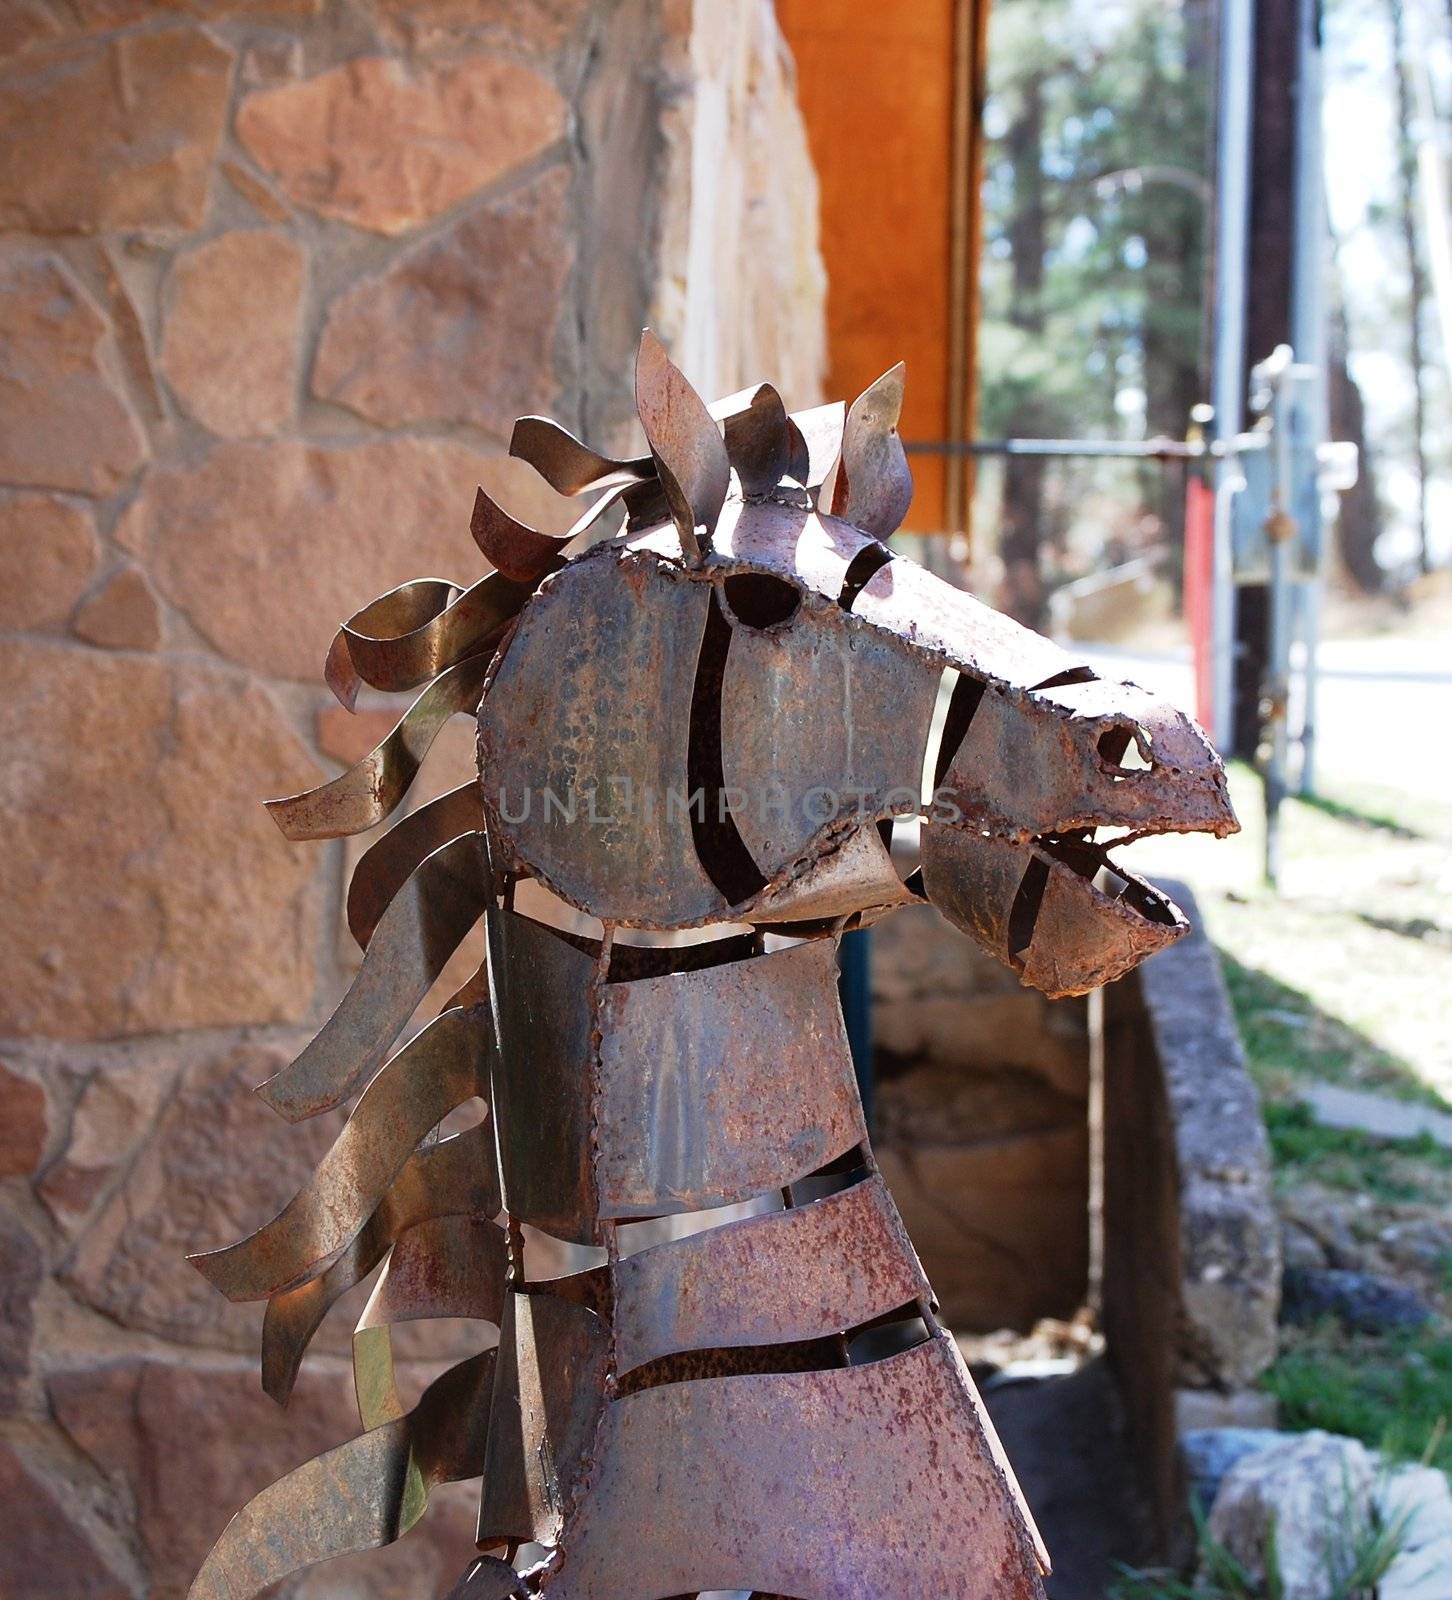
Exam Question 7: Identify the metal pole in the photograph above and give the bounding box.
[1210,0,1256,754]
[1263,351,1295,887]
[1290,0,1328,796]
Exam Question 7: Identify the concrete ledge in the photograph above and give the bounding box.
[1100,880,1281,1557]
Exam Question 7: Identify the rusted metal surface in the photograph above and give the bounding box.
[260,1123,497,1404]
[346,783,484,951]
[353,1214,507,1427]
[187,328,1239,1599]
[486,908,601,1244]
[829,361,914,536]
[718,590,938,871]
[259,832,489,1120]
[189,1350,495,1600]
[478,1292,610,1548]
[612,1173,928,1373]
[191,1006,491,1300]
[534,1333,1044,1600]
[595,935,866,1219]
[477,554,725,926]
[269,654,493,841]
[471,481,628,585]
[635,328,730,564]
[326,571,536,708]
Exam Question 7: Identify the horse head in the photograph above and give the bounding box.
[475,333,1236,997]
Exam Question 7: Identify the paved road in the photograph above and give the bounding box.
[1077,635,1452,802]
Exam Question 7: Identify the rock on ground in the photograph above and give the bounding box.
[1208,1430,1377,1600]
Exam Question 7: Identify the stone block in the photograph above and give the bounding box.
[0,1059,49,1175]
[64,1037,343,1348]
[877,1126,1089,1332]
[1208,1431,1376,1600]
[0,29,233,232]
[0,250,148,494]
[0,1440,136,1599]
[0,492,99,628]
[118,438,569,681]
[0,1214,43,1412]
[0,642,321,1038]
[874,991,1087,1095]
[237,53,566,235]
[72,566,162,651]
[1379,1464,1452,1600]
[1173,1386,1279,1433]
[161,229,305,438]
[49,1358,479,1600]
[874,1059,1083,1148]
[314,166,571,436]
[36,1047,180,1233]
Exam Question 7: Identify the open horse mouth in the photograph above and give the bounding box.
[921,809,1229,998]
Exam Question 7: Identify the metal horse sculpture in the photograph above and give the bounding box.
[188,332,1237,1600]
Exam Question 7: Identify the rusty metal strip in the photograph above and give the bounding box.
[486,908,601,1244]
[259,834,490,1121]
[346,785,484,952]
[509,414,654,496]
[324,578,459,710]
[934,672,1236,841]
[352,1213,507,1428]
[920,823,1188,997]
[533,1334,1045,1600]
[721,382,791,496]
[478,1291,610,1548]
[478,554,725,927]
[267,655,493,842]
[331,572,534,702]
[188,1349,496,1600]
[261,1123,498,1405]
[612,1173,929,1373]
[828,363,914,537]
[720,591,938,874]
[594,936,867,1219]
[470,481,629,584]
[635,330,730,564]
[790,399,847,488]
[191,1008,491,1301]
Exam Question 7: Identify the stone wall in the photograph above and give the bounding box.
[1101,881,1281,1560]
[0,4,823,1597]
[870,904,1092,1332]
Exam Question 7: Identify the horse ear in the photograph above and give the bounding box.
[829,362,914,537]
[635,330,730,564]
[720,382,791,497]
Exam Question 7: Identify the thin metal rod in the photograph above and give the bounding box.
[905,437,1207,460]
[944,0,976,549]
[1210,0,1256,752]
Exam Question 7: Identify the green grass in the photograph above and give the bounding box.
[1263,1102,1452,1202]
[1262,1324,1452,1475]
[1109,1483,1409,1600]
[1221,958,1435,1105]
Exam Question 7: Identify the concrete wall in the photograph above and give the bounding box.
[0,5,823,1596]
[871,904,1092,1332]
[1101,882,1281,1559]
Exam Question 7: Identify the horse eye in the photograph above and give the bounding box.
[721,572,802,629]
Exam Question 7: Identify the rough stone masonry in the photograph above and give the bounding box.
[0,4,824,1596]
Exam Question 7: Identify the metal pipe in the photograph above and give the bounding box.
[903,435,1269,460]
[1209,0,1256,753]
